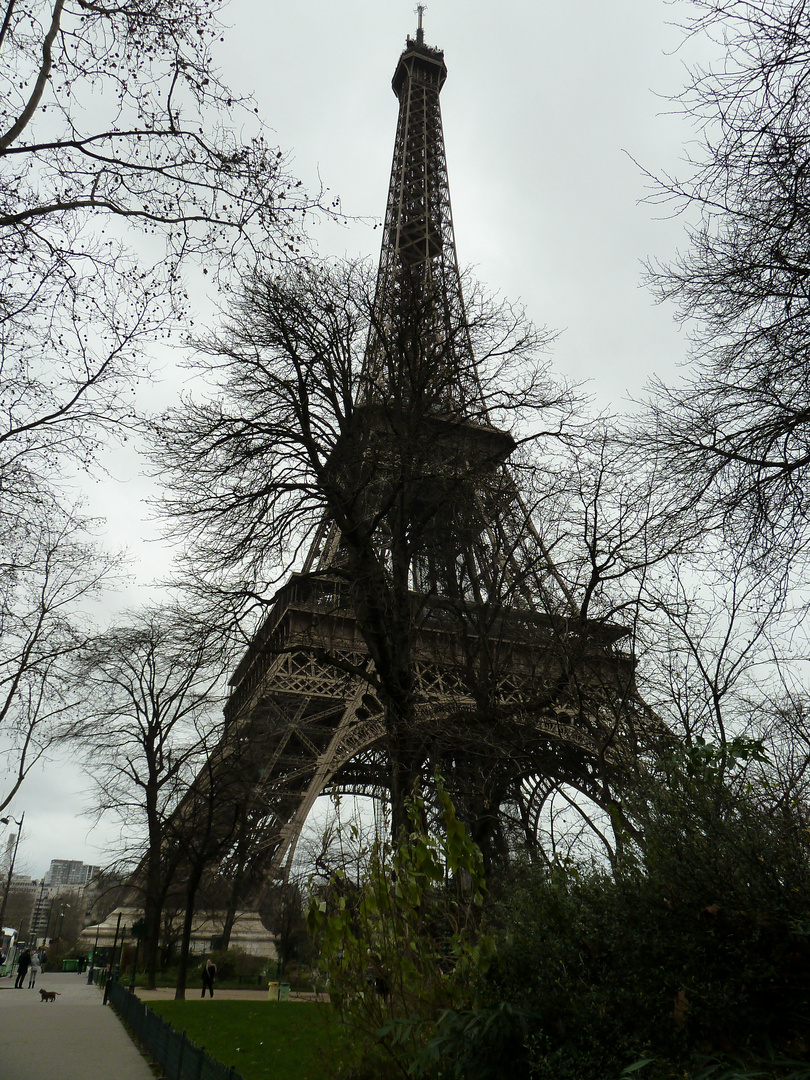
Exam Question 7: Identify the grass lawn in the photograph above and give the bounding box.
[148,999,347,1080]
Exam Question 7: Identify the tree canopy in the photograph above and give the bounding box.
[641,0,810,577]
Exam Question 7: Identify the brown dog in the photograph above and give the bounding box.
[38,989,59,1002]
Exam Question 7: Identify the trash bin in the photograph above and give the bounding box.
[279,982,291,1001]
[61,959,79,972]
[268,980,279,1000]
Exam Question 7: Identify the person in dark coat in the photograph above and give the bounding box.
[201,957,216,998]
[14,948,31,989]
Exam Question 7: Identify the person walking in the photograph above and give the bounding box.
[14,947,31,988]
[201,957,216,998]
[28,948,41,988]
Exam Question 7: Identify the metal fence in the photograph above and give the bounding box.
[108,979,246,1080]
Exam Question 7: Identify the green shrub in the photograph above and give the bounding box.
[304,743,810,1079]
[307,780,493,1078]
[486,740,810,1079]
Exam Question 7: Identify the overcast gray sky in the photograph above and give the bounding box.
[9,0,712,881]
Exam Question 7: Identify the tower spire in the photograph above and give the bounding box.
[363,14,485,413]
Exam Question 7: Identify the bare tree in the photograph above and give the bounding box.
[76,603,230,989]
[158,253,792,873]
[486,418,809,862]
[726,676,810,840]
[152,257,590,840]
[639,0,810,577]
[200,802,277,952]
[259,874,313,976]
[150,255,694,875]
[3,888,34,940]
[0,492,116,812]
[0,0,321,814]
[0,0,317,491]
[167,744,248,999]
[154,259,566,600]
[48,888,83,957]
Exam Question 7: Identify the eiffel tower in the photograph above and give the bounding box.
[220,14,652,880]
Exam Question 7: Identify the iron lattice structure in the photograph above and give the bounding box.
[364,29,480,409]
[214,23,660,882]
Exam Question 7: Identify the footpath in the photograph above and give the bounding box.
[0,971,154,1080]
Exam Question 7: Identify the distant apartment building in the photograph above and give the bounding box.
[2,876,47,941]
[4,861,103,942]
[4,876,40,899]
[44,860,101,889]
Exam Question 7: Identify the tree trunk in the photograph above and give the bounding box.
[220,889,239,951]
[142,873,170,991]
[143,896,161,991]
[173,865,204,1000]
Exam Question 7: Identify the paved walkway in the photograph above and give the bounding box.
[134,985,322,1003]
[0,971,155,1080]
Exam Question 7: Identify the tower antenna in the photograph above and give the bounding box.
[415,3,426,44]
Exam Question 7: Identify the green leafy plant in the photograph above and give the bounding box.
[307,779,493,1078]
[622,1045,810,1080]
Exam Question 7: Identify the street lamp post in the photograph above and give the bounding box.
[55,903,70,955]
[0,812,24,932]
[87,920,101,985]
[32,879,46,947]
[44,897,56,943]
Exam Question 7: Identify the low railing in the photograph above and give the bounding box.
[108,980,245,1080]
